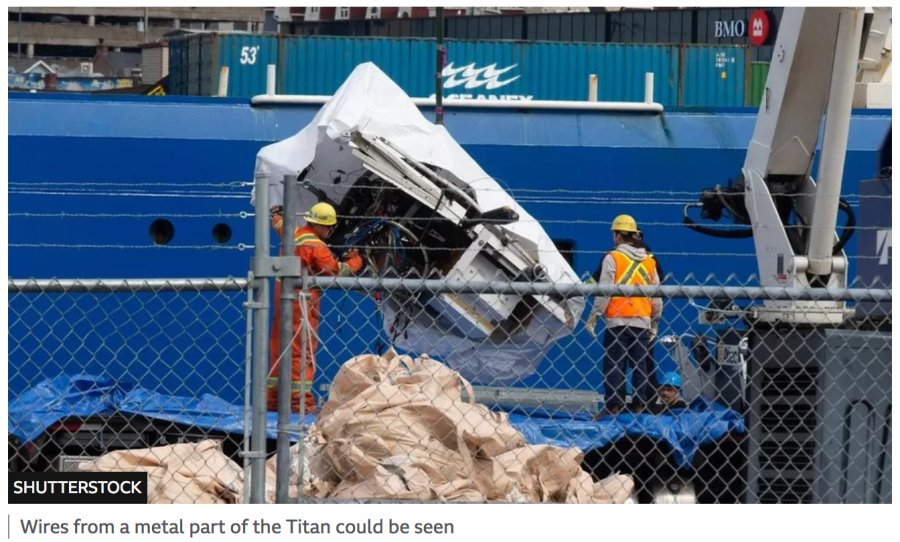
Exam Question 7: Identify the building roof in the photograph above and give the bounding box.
[8,59,58,74]
[163,28,255,39]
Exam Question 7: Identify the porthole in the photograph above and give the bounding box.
[212,223,232,244]
[149,219,175,245]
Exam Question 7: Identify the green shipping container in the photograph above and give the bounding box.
[748,61,770,107]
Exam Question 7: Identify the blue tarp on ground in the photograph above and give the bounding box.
[7,375,313,444]
[508,398,744,467]
[9,376,744,469]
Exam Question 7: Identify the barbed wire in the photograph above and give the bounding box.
[9,243,251,250]
[7,211,889,230]
[9,212,248,219]
[8,190,250,199]
[8,241,891,261]
[7,181,890,200]
[8,181,250,189]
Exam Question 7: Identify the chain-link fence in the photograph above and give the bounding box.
[8,273,891,504]
[262,275,891,504]
[8,278,253,503]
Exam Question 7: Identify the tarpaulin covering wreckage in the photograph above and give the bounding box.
[253,62,585,384]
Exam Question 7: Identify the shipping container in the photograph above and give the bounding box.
[748,61,769,106]
[169,33,753,107]
[606,9,693,43]
[280,36,680,103]
[168,38,186,95]
[286,7,782,61]
[449,14,522,40]
[280,36,435,97]
[169,33,279,97]
[524,12,607,42]
[680,44,748,107]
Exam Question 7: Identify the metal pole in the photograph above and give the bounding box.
[250,172,272,504]
[435,7,445,124]
[143,7,149,42]
[644,72,655,104]
[17,8,22,58]
[218,66,229,97]
[241,274,255,504]
[807,8,864,278]
[297,275,893,303]
[276,174,298,504]
[267,64,276,96]
[588,74,598,102]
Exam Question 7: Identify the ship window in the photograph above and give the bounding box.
[149,219,175,245]
[212,223,232,244]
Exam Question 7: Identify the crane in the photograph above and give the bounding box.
[679,7,893,503]
[684,7,872,324]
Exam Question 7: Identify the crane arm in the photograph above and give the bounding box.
[687,7,867,324]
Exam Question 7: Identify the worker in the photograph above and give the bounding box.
[268,202,363,413]
[648,372,688,413]
[597,227,665,388]
[634,228,663,388]
[586,214,662,415]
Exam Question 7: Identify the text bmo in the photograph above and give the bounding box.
[715,20,748,38]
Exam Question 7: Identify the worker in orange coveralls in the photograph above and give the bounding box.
[267,202,363,413]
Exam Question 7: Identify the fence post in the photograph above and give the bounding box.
[644,72,655,104]
[242,275,255,504]
[250,172,272,504]
[275,174,299,504]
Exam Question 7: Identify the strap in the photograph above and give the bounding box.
[614,251,654,286]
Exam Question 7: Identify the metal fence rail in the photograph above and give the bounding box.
[8,274,890,504]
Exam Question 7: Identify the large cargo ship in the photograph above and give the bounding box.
[9,90,890,402]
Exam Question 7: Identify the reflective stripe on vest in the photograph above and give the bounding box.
[605,250,656,319]
[295,232,322,246]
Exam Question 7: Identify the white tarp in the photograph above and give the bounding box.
[252,62,585,383]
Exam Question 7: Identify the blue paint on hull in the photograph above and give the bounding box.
[8,93,891,400]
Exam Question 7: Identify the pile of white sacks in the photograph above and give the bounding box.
[81,351,633,504]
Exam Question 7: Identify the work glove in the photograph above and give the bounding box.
[586,312,600,339]
[649,320,659,342]
[344,249,364,274]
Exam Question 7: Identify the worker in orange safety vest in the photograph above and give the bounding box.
[586,214,662,416]
[268,201,363,413]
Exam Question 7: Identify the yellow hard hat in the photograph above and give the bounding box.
[611,214,639,233]
[304,202,338,226]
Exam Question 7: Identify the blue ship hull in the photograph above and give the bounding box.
[8,93,891,401]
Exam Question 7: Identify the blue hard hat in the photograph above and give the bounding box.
[660,372,682,389]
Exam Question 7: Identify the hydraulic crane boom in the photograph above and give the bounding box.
[686,7,867,324]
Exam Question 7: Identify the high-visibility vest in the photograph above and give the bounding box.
[605,250,657,319]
